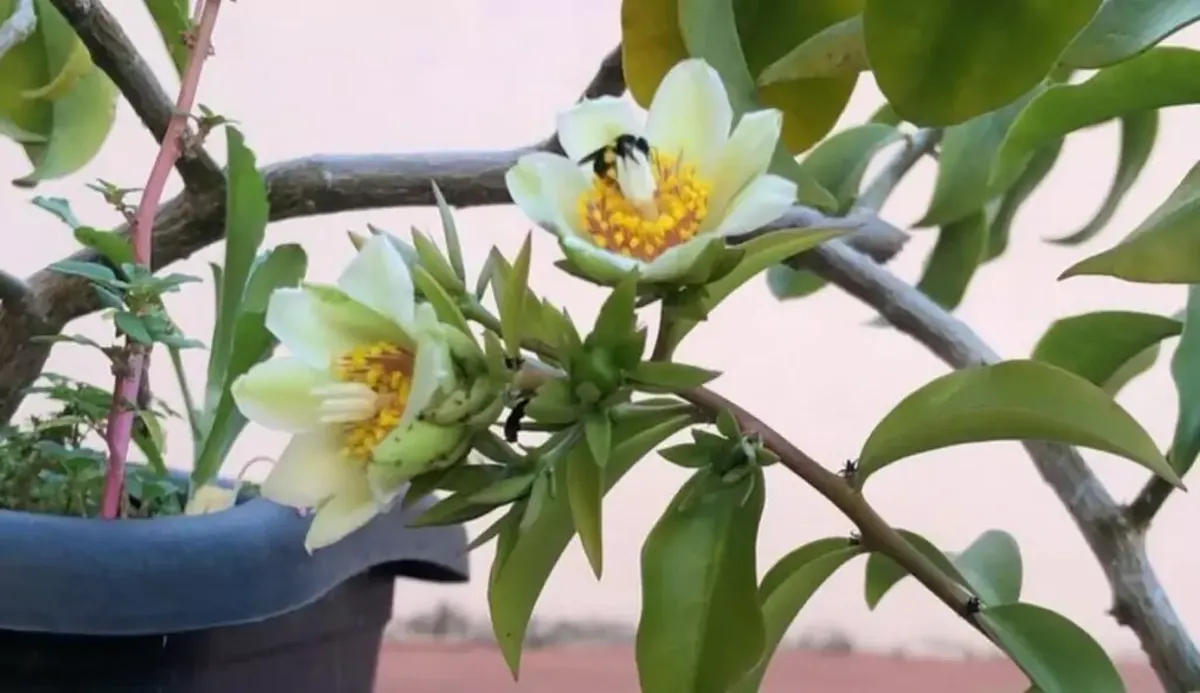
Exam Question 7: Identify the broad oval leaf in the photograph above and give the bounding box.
[1044,111,1158,245]
[863,0,1102,125]
[993,47,1200,195]
[13,0,118,186]
[856,359,1181,487]
[981,602,1126,693]
[757,15,867,84]
[0,0,52,141]
[488,408,693,677]
[637,466,766,693]
[864,530,965,610]
[1169,285,1200,477]
[952,529,1023,607]
[1032,310,1182,392]
[796,122,902,212]
[1062,0,1200,68]
[734,541,863,693]
[1060,159,1200,284]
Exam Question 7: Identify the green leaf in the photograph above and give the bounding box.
[31,195,80,228]
[48,259,116,284]
[0,0,52,144]
[733,0,864,153]
[993,47,1200,196]
[1060,159,1200,284]
[951,529,1023,607]
[796,123,903,212]
[584,411,612,468]
[911,210,988,312]
[565,440,605,578]
[765,264,828,301]
[411,265,473,336]
[142,0,190,78]
[430,181,467,282]
[499,232,533,359]
[918,92,1040,227]
[734,539,862,693]
[1062,0,1200,68]
[591,271,638,347]
[662,227,847,350]
[410,228,465,295]
[488,408,693,677]
[636,466,766,693]
[192,245,307,486]
[863,0,1102,126]
[1045,111,1158,245]
[630,361,722,391]
[757,15,867,84]
[114,312,153,345]
[1032,310,1182,391]
[13,0,118,186]
[1170,285,1200,477]
[864,530,966,609]
[204,127,268,417]
[981,603,1125,693]
[74,226,133,268]
[987,140,1065,262]
[620,0,690,108]
[857,359,1181,487]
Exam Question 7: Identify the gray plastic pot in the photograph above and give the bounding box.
[0,484,468,692]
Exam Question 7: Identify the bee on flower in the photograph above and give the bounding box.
[506,58,798,285]
[231,234,502,552]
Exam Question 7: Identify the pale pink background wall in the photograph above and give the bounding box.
[2,1,1198,660]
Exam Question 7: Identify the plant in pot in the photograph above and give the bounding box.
[0,1,475,690]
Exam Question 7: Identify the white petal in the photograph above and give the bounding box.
[710,174,798,237]
[265,287,401,369]
[562,234,643,273]
[556,96,644,162]
[337,233,418,329]
[260,428,359,509]
[642,235,722,282]
[231,358,335,432]
[399,307,456,429]
[305,475,380,552]
[704,109,784,228]
[505,153,593,240]
[645,59,733,170]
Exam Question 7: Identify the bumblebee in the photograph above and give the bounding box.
[578,133,651,180]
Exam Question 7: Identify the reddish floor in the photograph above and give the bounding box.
[374,643,1163,692]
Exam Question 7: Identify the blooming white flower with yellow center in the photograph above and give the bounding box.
[505,58,798,284]
[231,234,474,552]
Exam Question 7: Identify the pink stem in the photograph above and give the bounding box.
[100,0,225,520]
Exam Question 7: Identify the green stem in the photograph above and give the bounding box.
[167,346,201,445]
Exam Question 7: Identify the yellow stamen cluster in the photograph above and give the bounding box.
[577,150,711,262]
[335,341,414,460]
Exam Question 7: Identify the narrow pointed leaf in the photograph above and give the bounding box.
[1045,111,1158,245]
[565,440,605,578]
[796,123,903,212]
[912,210,988,311]
[142,0,190,77]
[988,140,1065,261]
[857,359,1181,487]
[1170,285,1200,476]
[1062,0,1200,68]
[430,181,467,281]
[499,233,533,358]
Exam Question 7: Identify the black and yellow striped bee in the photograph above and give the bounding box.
[578,133,651,180]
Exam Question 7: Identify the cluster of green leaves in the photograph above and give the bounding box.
[0,373,187,517]
[12,126,304,515]
[0,0,191,187]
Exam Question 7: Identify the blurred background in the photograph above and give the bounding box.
[3,2,1198,690]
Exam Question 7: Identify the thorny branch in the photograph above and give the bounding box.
[0,4,1195,688]
[801,240,1200,692]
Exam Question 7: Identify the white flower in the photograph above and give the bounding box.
[505,58,798,284]
[231,234,467,552]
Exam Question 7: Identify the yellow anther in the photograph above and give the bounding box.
[577,150,711,262]
[334,341,415,460]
